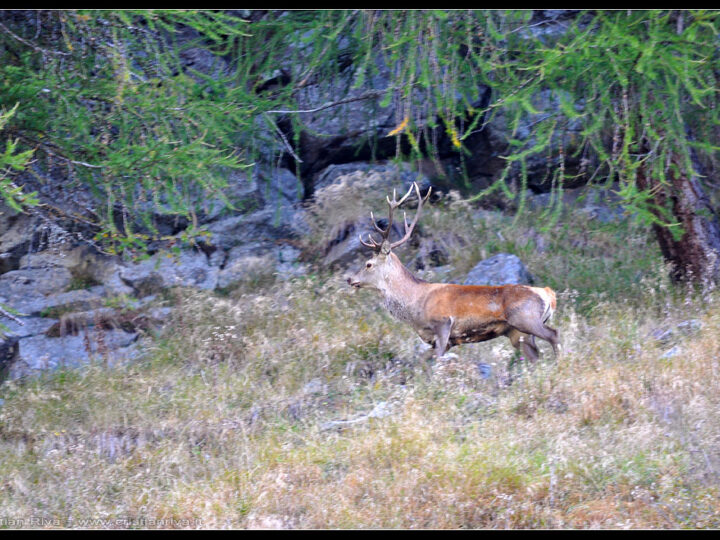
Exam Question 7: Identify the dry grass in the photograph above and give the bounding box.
[2,202,720,529]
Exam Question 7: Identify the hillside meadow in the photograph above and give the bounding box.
[1,199,720,529]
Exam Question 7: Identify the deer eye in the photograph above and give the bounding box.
[366,262,373,269]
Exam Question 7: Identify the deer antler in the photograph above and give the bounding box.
[359,182,432,253]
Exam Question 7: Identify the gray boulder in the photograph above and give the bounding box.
[1,316,56,339]
[19,244,135,297]
[207,194,304,251]
[486,89,587,191]
[0,265,73,297]
[258,167,303,207]
[526,186,624,223]
[313,161,432,195]
[217,242,307,289]
[197,167,263,224]
[0,206,38,274]
[217,243,276,289]
[0,266,75,316]
[291,62,397,176]
[275,245,306,280]
[320,217,410,269]
[24,287,107,318]
[9,328,139,379]
[464,253,533,286]
[119,250,219,297]
[308,167,431,269]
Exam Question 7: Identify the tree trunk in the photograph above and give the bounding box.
[637,157,720,284]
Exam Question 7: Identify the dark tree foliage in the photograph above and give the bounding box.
[1,10,719,281]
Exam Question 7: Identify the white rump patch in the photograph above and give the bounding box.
[531,287,554,322]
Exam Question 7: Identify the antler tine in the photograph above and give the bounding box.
[361,182,432,253]
[389,182,432,250]
[370,211,386,235]
[359,209,390,253]
[386,183,415,208]
[382,183,416,243]
[359,231,383,250]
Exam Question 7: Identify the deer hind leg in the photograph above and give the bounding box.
[507,308,560,359]
[506,328,540,362]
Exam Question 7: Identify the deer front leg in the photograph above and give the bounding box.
[433,316,454,360]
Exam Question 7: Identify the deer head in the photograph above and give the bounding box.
[347,182,431,291]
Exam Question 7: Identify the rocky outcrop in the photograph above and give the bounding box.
[9,328,140,380]
[0,204,47,274]
[525,185,625,223]
[312,161,433,195]
[0,162,313,380]
[217,242,305,289]
[120,250,220,297]
[0,241,170,379]
[464,253,534,286]
[306,164,433,268]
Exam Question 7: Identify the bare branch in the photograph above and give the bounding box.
[13,132,102,169]
[0,305,24,326]
[265,89,388,116]
[0,20,71,56]
[263,113,303,163]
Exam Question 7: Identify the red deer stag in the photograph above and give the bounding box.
[346,182,560,362]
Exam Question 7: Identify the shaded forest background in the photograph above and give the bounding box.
[1,9,719,280]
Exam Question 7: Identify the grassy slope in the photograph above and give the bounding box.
[1,199,720,529]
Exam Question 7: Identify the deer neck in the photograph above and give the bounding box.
[377,254,429,324]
